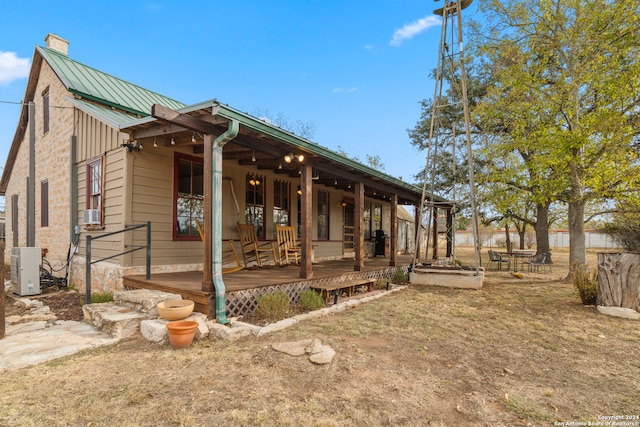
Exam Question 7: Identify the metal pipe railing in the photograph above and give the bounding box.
[85,222,150,305]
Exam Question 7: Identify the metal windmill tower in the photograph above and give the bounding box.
[415,0,480,270]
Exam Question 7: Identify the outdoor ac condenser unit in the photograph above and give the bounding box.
[10,247,42,296]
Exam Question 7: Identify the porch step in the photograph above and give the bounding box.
[114,289,184,316]
[82,290,186,339]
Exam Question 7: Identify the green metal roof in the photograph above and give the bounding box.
[66,97,142,129]
[38,46,185,117]
[122,99,448,204]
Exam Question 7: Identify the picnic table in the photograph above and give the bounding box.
[508,250,535,272]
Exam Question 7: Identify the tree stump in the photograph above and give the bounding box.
[597,252,640,311]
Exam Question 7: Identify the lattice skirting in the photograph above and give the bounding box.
[226,265,408,318]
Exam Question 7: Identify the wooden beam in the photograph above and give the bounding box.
[300,164,313,279]
[354,182,365,271]
[152,104,221,135]
[390,194,398,267]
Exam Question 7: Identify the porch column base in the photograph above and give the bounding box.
[299,271,314,280]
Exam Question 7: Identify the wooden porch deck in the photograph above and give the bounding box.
[123,255,413,316]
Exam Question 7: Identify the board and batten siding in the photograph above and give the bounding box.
[128,145,203,266]
[75,110,128,264]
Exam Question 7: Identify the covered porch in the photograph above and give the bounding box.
[120,102,453,322]
[123,254,413,317]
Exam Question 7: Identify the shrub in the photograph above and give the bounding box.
[392,270,409,284]
[573,265,598,305]
[255,290,290,321]
[297,289,325,311]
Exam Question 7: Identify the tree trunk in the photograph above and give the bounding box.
[597,252,640,311]
[517,225,526,250]
[534,201,551,257]
[504,220,512,253]
[567,198,587,279]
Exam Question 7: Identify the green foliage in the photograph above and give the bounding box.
[602,205,640,251]
[572,266,598,305]
[255,291,290,322]
[297,289,325,311]
[392,270,409,285]
[88,291,114,304]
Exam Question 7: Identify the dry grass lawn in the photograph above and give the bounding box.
[1,248,638,426]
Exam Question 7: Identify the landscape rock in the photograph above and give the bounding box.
[15,298,44,310]
[257,318,298,336]
[307,340,336,365]
[597,305,640,320]
[272,337,336,364]
[140,319,169,343]
[114,289,183,314]
[188,313,209,339]
[6,321,48,335]
[272,339,314,356]
[208,322,252,341]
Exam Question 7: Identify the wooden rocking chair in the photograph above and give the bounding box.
[236,223,278,267]
[195,219,243,274]
[276,224,300,266]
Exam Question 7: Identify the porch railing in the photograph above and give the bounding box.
[85,222,151,304]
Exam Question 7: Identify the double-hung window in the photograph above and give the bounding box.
[86,157,103,226]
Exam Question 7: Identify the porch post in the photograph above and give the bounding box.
[354,182,365,271]
[432,206,438,260]
[300,163,313,279]
[446,208,453,257]
[390,194,398,266]
[202,134,213,292]
[414,205,421,263]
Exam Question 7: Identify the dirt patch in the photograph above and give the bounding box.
[4,289,84,321]
[1,248,638,426]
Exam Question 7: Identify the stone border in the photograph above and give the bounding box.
[207,285,407,341]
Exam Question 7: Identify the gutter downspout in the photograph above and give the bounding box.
[211,120,239,324]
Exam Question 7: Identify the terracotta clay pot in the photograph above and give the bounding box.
[166,320,198,349]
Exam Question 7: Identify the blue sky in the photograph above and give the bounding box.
[0,0,478,183]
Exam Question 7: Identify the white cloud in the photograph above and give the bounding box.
[332,87,358,94]
[0,51,30,85]
[389,16,440,47]
[364,44,374,51]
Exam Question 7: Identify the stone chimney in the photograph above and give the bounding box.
[44,33,69,56]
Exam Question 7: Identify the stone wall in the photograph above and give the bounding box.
[4,60,74,269]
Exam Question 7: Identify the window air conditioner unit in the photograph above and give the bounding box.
[83,209,101,225]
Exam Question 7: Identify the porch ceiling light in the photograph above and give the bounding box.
[121,141,142,152]
[284,152,304,163]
